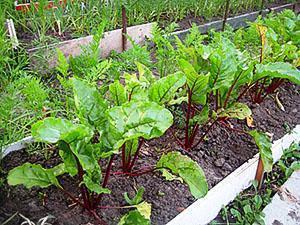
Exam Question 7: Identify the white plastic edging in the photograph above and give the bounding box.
[1,136,34,159]
[167,125,300,225]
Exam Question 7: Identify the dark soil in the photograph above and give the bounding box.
[0,82,299,225]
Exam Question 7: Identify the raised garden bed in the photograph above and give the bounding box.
[0,3,300,225]
[1,81,300,225]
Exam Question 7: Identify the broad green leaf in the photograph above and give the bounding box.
[255,62,300,85]
[32,117,93,144]
[161,169,184,183]
[109,80,127,106]
[178,59,210,104]
[124,187,145,205]
[118,210,150,225]
[149,72,186,104]
[249,130,273,172]
[209,38,238,90]
[107,101,173,149]
[217,103,252,120]
[8,163,61,188]
[157,151,208,199]
[71,77,108,128]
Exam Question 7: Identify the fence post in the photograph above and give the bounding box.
[121,5,127,51]
[222,0,230,31]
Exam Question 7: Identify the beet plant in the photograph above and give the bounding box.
[173,33,253,150]
[229,12,300,104]
[7,64,209,224]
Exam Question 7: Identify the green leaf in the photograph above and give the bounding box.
[157,151,208,199]
[149,72,186,105]
[285,161,300,177]
[249,130,273,172]
[107,101,173,149]
[136,62,156,84]
[190,105,209,126]
[56,49,69,77]
[71,77,108,128]
[160,169,184,183]
[8,163,61,188]
[178,59,210,104]
[124,72,149,101]
[118,210,150,225]
[58,142,78,176]
[83,172,111,194]
[209,38,238,90]
[109,80,127,106]
[255,62,300,85]
[49,163,65,177]
[124,187,145,205]
[32,117,93,144]
[217,103,252,120]
[136,202,152,220]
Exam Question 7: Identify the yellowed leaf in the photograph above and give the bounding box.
[256,24,268,62]
[246,116,255,128]
[136,202,151,220]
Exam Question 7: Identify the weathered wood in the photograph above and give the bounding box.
[28,22,156,69]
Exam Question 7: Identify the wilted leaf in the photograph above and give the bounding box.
[246,116,255,128]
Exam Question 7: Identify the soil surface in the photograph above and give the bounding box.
[0,82,299,225]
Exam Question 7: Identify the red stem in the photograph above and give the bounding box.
[192,119,218,148]
[224,71,243,108]
[184,89,192,150]
[75,156,91,210]
[128,139,145,171]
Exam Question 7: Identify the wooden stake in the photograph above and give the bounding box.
[255,157,264,189]
[121,5,128,51]
[5,19,19,49]
[260,0,266,15]
[222,0,230,31]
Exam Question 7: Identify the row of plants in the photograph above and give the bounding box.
[2,0,293,47]
[2,9,299,224]
[211,142,300,225]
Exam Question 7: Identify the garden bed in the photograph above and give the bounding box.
[1,81,299,225]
